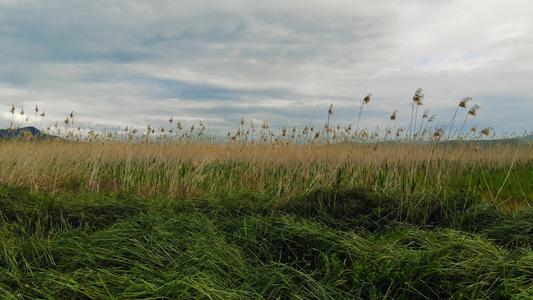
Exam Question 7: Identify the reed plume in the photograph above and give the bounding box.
[409,88,424,140]
[355,93,372,138]
[459,104,479,137]
[385,110,398,141]
[327,104,333,145]
[447,97,471,140]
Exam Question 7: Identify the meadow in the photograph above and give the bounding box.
[1,94,533,299]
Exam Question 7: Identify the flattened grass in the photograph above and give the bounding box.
[2,185,533,299]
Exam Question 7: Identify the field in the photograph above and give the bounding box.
[1,135,533,299]
[0,96,532,299]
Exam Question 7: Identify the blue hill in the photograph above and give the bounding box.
[0,126,60,141]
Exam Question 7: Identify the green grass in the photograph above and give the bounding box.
[2,184,533,299]
[2,93,531,299]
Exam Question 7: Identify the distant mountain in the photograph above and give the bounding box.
[0,126,60,141]
[515,134,533,142]
[439,136,533,148]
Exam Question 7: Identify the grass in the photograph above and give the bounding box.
[1,185,533,299]
[0,141,531,204]
[1,93,532,298]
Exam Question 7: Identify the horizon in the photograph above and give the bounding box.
[2,124,531,144]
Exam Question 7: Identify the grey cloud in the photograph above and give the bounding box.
[0,1,531,135]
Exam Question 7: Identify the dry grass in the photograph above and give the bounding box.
[0,140,531,208]
[2,90,531,206]
[1,94,533,298]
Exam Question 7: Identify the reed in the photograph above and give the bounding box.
[0,139,530,210]
[0,94,532,299]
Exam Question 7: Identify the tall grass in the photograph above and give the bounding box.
[0,141,531,208]
[1,91,532,299]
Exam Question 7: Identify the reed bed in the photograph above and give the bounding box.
[0,140,531,207]
[1,92,533,298]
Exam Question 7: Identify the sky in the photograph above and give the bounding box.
[0,0,532,138]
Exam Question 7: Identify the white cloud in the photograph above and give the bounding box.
[0,0,531,135]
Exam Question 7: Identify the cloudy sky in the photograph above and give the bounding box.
[1,0,532,137]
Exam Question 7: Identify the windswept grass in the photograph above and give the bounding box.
[2,185,533,299]
[0,141,531,209]
[1,91,532,298]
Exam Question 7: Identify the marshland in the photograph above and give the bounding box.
[1,92,533,299]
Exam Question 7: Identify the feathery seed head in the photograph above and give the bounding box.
[459,97,472,108]
[390,110,398,120]
[434,126,445,138]
[468,104,480,116]
[481,127,493,136]
[413,88,424,103]
[363,93,372,104]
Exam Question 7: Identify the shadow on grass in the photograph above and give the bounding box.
[2,184,533,299]
[0,185,146,235]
